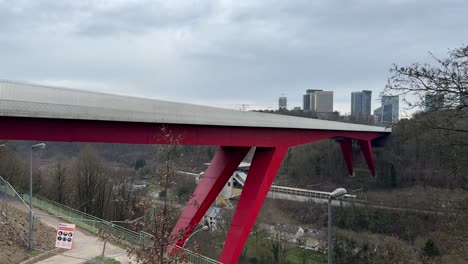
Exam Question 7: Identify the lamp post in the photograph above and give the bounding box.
[29,143,45,251]
[77,199,96,212]
[328,188,347,264]
[1,144,6,215]
[183,225,209,248]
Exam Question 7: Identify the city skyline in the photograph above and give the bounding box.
[1,1,466,115]
[282,89,382,116]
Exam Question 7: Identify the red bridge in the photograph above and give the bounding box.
[0,80,390,263]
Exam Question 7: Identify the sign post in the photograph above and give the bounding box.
[55,222,76,250]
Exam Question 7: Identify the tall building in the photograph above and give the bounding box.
[459,90,468,108]
[424,94,445,112]
[351,90,372,117]
[381,95,399,124]
[351,92,362,116]
[461,96,468,107]
[278,96,287,110]
[373,107,382,124]
[303,94,311,111]
[303,89,322,111]
[314,91,334,112]
[302,89,333,112]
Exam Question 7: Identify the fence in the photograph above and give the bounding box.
[27,193,147,245]
[1,176,221,264]
[1,176,34,216]
[175,246,220,264]
[0,176,35,249]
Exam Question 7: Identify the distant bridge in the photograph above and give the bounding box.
[0,80,390,263]
[213,168,360,205]
[268,185,359,204]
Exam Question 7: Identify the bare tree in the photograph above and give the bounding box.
[73,146,108,218]
[268,233,289,264]
[128,127,190,263]
[0,147,27,188]
[385,45,468,132]
[50,155,67,204]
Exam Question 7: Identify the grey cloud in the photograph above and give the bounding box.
[76,1,215,36]
[0,0,467,113]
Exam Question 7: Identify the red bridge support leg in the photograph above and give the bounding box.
[220,147,287,264]
[358,140,376,178]
[169,146,250,252]
[338,138,354,177]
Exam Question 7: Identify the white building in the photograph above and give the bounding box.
[303,90,333,113]
[268,224,305,243]
[203,207,224,230]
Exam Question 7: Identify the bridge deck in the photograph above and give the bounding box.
[0,80,390,133]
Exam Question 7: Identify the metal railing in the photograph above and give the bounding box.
[1,176,220,264]
[175,246,221,264]
[0,176,35,248]
[25,193,145,244]
[1,176,34,215]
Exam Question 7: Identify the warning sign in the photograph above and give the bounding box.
[55,222,76,249]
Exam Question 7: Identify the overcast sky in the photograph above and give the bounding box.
[1,0,467,114]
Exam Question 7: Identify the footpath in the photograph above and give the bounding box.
[10,200,133,264]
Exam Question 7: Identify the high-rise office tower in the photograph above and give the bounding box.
[314,91,334,112]
[373,107,382,124]
[459,88,468,107]
[424,94,445,111]
[278,96,287,110]
[381,95,399,124]
[303,89,322,111]
[302,89,333,112]
[351,90,372,117]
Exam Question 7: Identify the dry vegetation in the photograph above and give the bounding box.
[0,206,56,264]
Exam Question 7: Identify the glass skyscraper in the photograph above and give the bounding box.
[381,95,399,124]
[351,90,372,117]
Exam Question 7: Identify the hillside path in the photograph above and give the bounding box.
[9,200,133,264]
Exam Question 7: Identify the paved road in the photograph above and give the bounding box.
[9,200,133,263]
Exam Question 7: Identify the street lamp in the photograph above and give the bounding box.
[183,225,209,248]
[77,199,95,211]
[29,143,45,251]
[1,144,6,216]
[328,188,347,264]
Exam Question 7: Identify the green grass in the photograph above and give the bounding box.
[286,247,326,264]
[92,256,121,264]
[29,250,42,256]
[148,183,161,190]
[243,232,326,264]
